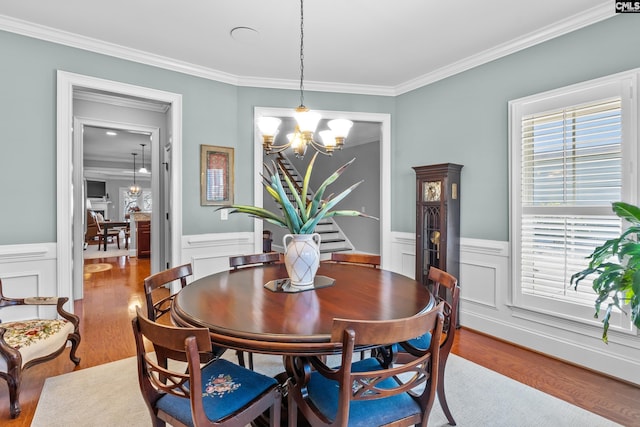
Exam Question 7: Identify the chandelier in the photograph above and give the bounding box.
[139,143,148,174]
[128,152,141,197]
[257,0,353,159]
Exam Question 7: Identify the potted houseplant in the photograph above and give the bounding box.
[223,152,377,288]
[571,202,640,343]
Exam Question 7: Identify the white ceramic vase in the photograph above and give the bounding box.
[283,233,321,288]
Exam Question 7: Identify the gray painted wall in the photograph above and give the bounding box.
[394,14,640,241]
[1,14,639,246]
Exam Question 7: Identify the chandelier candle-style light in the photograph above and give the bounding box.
[257,0,353,158]
[128,152,141,196]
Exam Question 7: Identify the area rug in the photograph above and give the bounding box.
[83,244,131,260]
[33,353,619,427]
[83,263,113,273]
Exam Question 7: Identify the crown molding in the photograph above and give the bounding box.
[74,90,171,113]
[0,14,240,86]
[0,4,615,97]
[395,4,615,95]
[237,75,396,97]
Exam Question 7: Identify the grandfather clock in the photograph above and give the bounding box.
[413,163,463,290]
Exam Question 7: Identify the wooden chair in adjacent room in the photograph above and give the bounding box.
[88,210,121,249]
[394,266,460,426]
[329,252,381,268]
[131,306,281,427]
[0,279,81,418]
[228,251,283,370]
[286,302,444,427]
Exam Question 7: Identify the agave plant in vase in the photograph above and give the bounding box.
[223,152,377,288]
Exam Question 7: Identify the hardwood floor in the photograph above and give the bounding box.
[0,255,638,426]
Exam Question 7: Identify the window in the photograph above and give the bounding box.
[510,71,638,332]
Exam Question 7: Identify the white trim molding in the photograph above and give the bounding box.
[56,71,183,306]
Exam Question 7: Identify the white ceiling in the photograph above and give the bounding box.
[0,1,613,94]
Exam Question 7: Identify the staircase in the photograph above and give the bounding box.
[274,153,353,255]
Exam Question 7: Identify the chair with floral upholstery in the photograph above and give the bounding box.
[0,279,81,418]
[132,306,281,427]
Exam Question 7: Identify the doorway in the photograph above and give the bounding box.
[56,71,183,305]
[79,119,159,294]
[253,107,391,268]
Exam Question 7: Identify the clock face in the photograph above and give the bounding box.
[423,181,441,202]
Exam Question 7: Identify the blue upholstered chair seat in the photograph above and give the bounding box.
[400,332,432,352]
[156,358,277,426]
[306,357,421,427]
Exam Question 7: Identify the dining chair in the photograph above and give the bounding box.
[329,252,380,268]
[88,210,121,249]
[286,302,445,427]
[228,252,283,370]
[229,252,283,270]
[394,266,460,426]
[131,306,281,427]
[0,279,81,418]
[143,264,228,363]
[143,263,193,322]
[328,252,381,360]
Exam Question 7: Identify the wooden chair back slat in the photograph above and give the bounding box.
[143,263,193,321]
[330,252,381,268]
[229,252,282,270]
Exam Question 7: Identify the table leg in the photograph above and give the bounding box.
[103,225,108,251]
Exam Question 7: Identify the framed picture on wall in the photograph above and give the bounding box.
[200,145,234,206]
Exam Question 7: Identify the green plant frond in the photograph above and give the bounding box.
[570,269,595,288]
[612,201,640,225]
[264,184,281,202]
[307,158,356,216]
[300,181,363,233]
[228,205,283,223]
[601,304,614,343]
[588,238,618,265]
[278,164,308,222]
[271,171,303,233]
[301,152,319,212]
[632,270,640,296]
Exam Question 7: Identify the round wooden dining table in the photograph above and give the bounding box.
[171,262,433,356]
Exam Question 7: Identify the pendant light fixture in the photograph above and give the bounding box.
[139,143,148,174]
[257,0,353,158]
[128,152,141,196]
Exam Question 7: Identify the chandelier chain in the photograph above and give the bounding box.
[299,0,305,108]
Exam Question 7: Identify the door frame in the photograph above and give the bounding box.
[253,107,391,268]
[57,70,183,304]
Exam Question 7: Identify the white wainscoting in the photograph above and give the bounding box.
[181,232,255,282]
[0,243,61,321]
[390,232,640,385]
[3,234,639,384]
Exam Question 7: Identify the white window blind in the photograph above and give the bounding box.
[520,98,622,304]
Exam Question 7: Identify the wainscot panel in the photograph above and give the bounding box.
[389,232,640,385]
[0,243,60,321]
[181,232,255,287]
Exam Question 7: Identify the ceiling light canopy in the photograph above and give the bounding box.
[257,0,352,159]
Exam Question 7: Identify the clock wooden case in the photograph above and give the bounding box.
[413,163,463,290]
